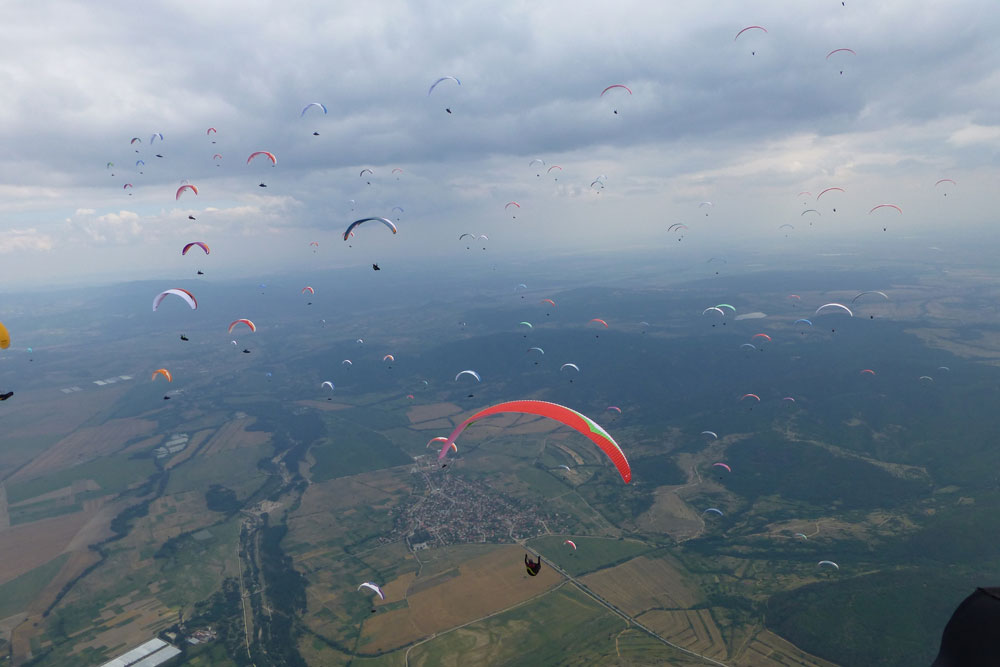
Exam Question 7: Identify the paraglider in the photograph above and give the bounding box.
[564,540,577,550]
[869,204,902,215]
[815,303,853,317]
[560,363,580,372]
[935,178,956,196]
[152,368,172,382]
[817,187,844,199]
[740,393,761,402]
[455,370,481,382]
[795,318,813,326]
[182,242,210,256]
[247,151,277,166]
[818,560,840,570]
[302,286,314,295]
[860,369,876,375]
[541,298,556,308]
[175,184,198,200]
[428,76,461,96]
[428,436,457,453]
[600,84,632,114]
[343,217,397,240]
[700,431,718,439]
[600,84,633,96]
[228,319,256,334]
[852,290,888,303]
[712,463,732,473]
[752,333,772,342]
[321,381,334,391]
[0,321,9,349]
[704,508,724,517]
[826,48,856,74]
[152,289,198,311]
[301,102,327,117]
[358,582,385,600]
[383,354,395,363]
[436,400,631,483]
[373,263,381,271]
[0,392,13,401]
[527,347,544,355]
[734,25,767,54]
[525,554,542,576]
[606,406,622,414]
[589,318,609,328]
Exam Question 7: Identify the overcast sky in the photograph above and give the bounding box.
[0,0,997,287]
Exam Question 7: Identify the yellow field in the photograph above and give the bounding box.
[580,555,699,616]
[197,417,270,457]
[736,629,838,667]
[406,402,463,425]
[355,544,562,653]
[0,506,105,584]
[635,488,703,540]
[636,609,728,662]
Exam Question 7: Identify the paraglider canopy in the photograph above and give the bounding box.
[436,400,631,483]
[344,217,397,241]
[152,289,197,311]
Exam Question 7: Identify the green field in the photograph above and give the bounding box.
[9,498,82,525]
[527,536,653,577]
[6,453,158,504]
[0,554,70,618]
[310,415,412,482]
[405,585,627,666]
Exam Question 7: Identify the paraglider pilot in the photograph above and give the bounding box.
[525,554,542,576]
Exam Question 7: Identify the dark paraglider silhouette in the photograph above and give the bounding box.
[932,588,1000,666]
[0,391,14,401]
[372,263,381,271]
[525,554,542,576]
